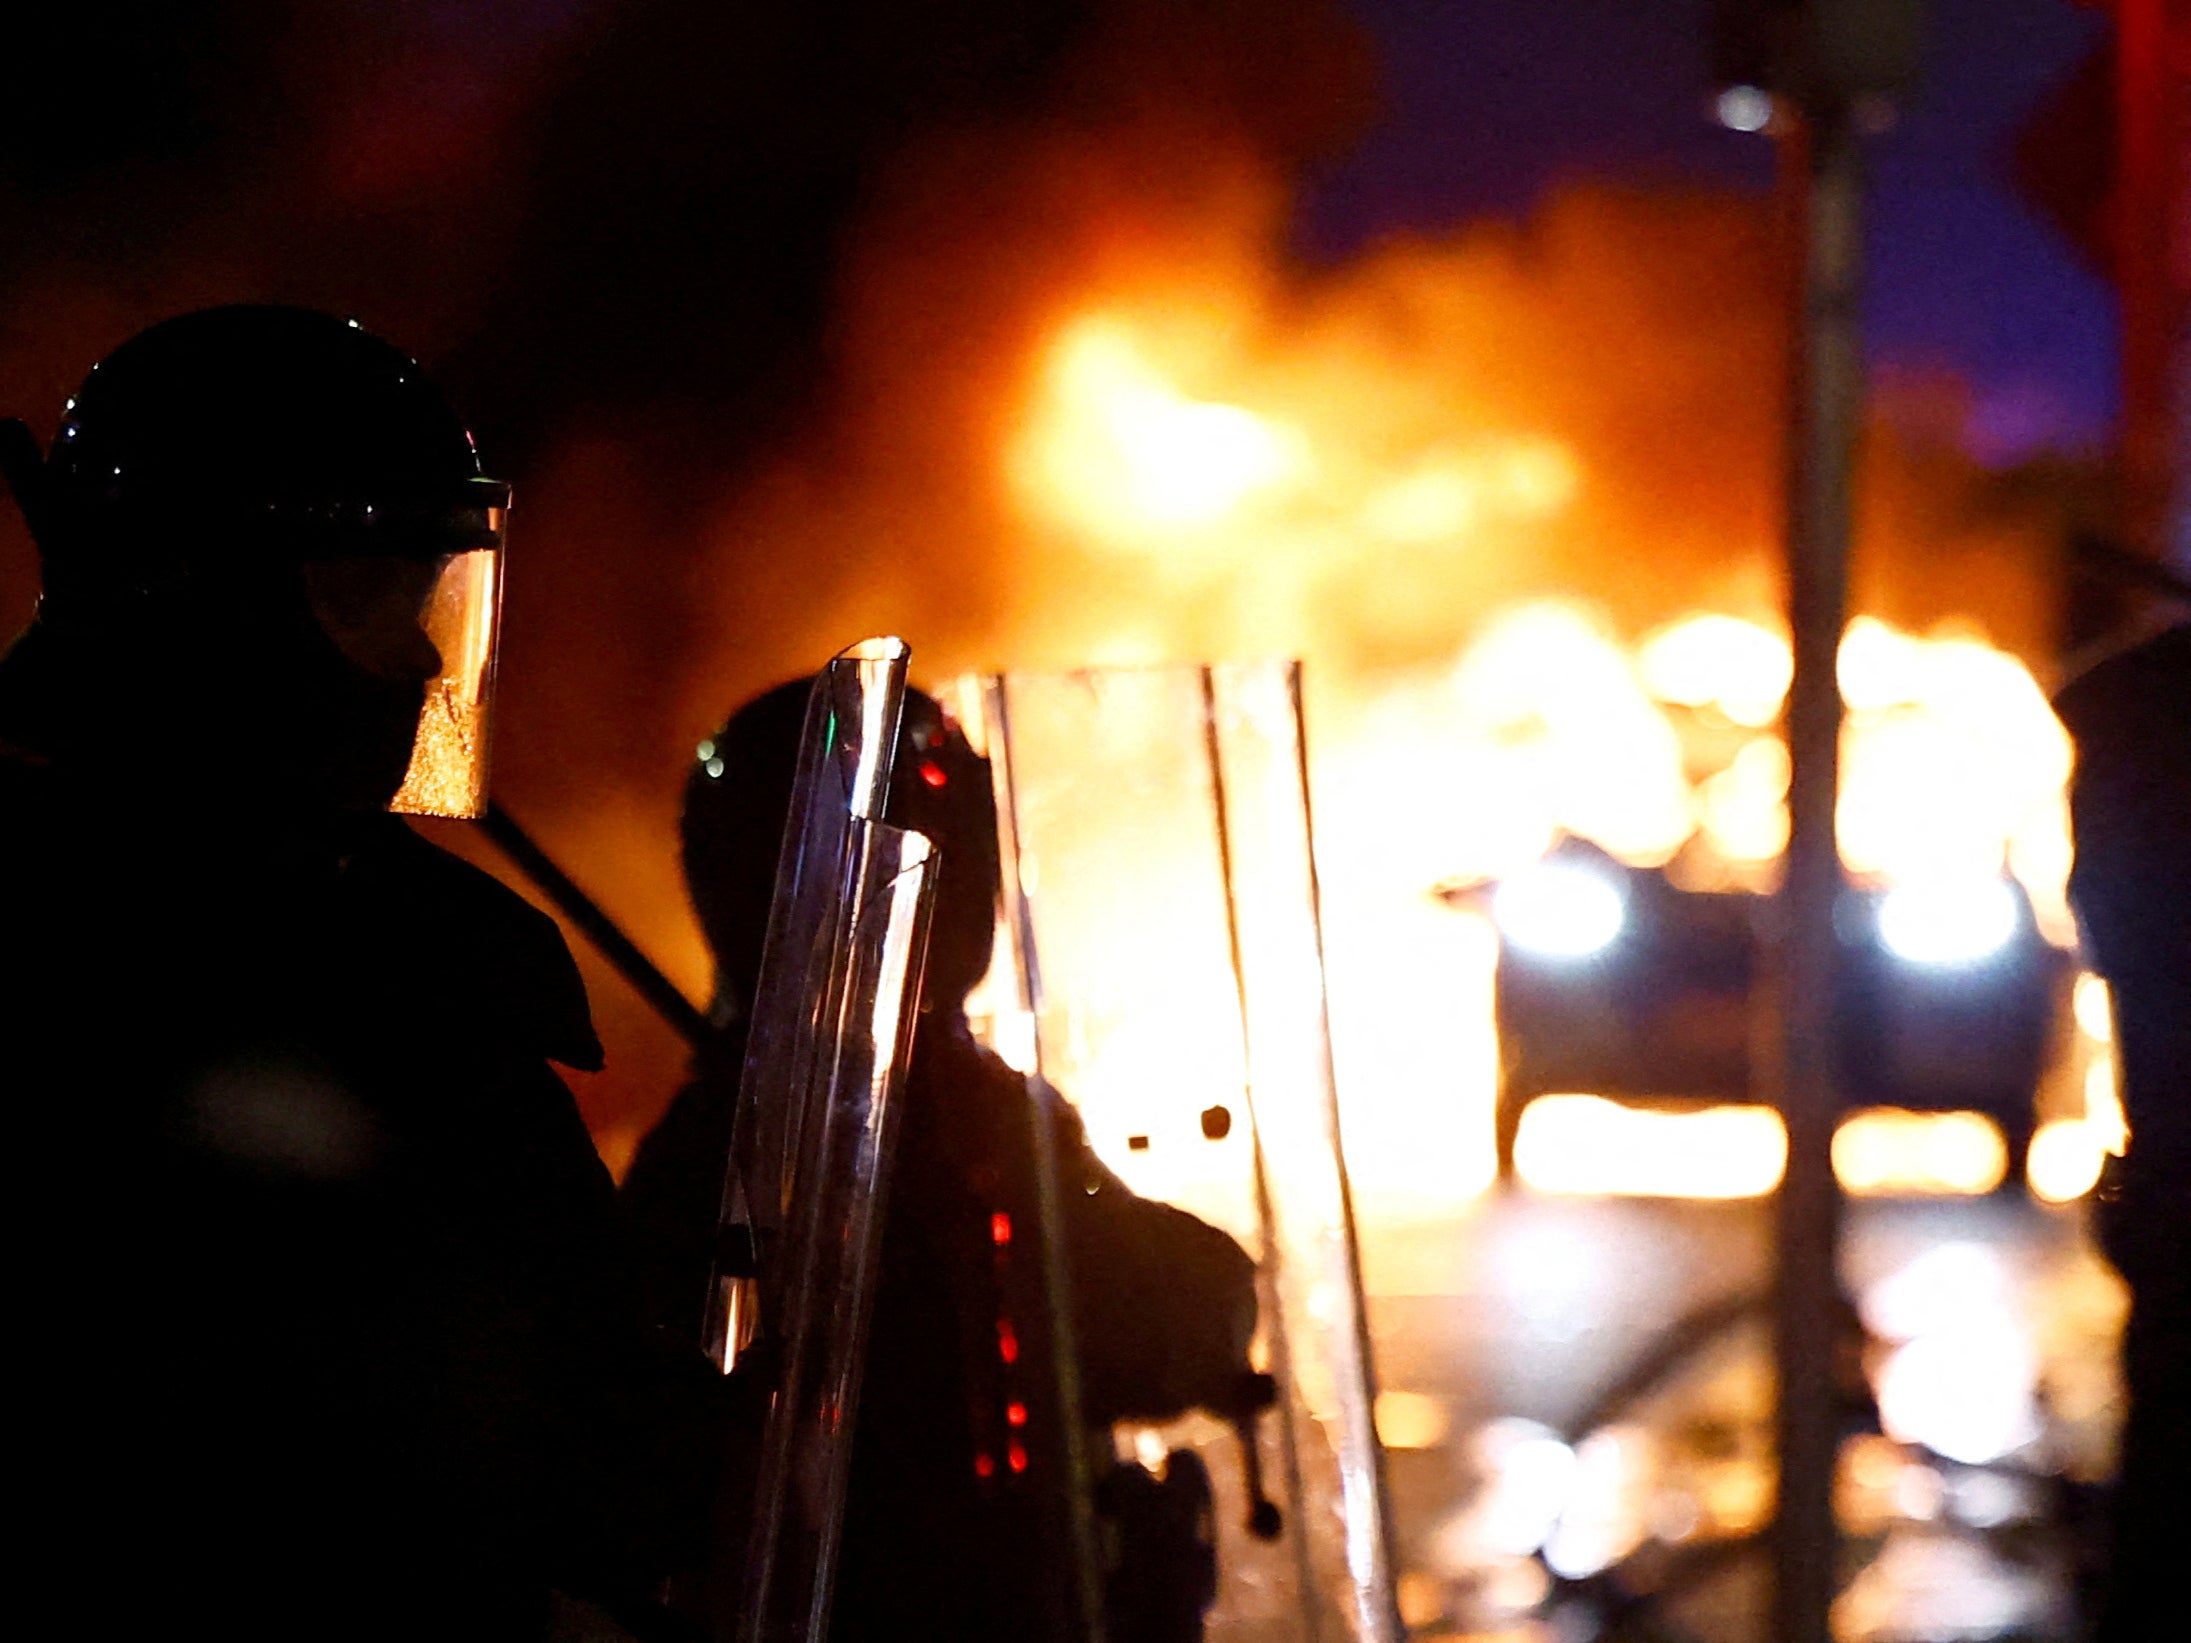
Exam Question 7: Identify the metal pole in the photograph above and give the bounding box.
[1770,97,1863,1643]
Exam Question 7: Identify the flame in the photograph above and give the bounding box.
[998,312,2079,1213]
[1014,318,1306,536]
[466,171,2074,1194]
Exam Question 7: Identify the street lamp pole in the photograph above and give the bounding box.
[1772,92,1864,1643]
[1709,6,1924,1641]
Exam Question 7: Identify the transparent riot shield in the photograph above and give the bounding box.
[704,637,940,1643]
[952,661,1402,1643]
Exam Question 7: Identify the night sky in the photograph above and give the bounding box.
[1296,0,2115,463]
[0,1,2114,492]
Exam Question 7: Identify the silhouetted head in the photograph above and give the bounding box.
[682,678,1002,1020]
[0,306,508,814]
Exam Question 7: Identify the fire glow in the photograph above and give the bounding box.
[996,311,2080,1211]
[606,180,2082,1210]
[1014,317,1307,536]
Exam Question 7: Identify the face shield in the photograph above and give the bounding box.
[292,478,508,818]
[387,539,504,817]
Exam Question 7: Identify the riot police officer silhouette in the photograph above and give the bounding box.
[2056,624,2191,1642]
[0,308,700,1639]
[623,679,1264,1642]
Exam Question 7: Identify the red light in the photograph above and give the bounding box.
[974,1452,995,1479]
[997,1319,1019,1364]
[919,760,948,788]
[1006,1402,1028,1427]
[990,1212,1012,1246]
[1007,1443,1029,1474]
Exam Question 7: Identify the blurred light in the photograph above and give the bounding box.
[1017,319,1302,537]
[1834,620,2075,938]
[1716,85,1773,131]
[1362,461,1481,541]
[1843,1435,1903,1493]
[979,1008,1040,1075]
[1450,603,1697,870]
[1468,1421,1576,1557]
[1496,442,1581,513]
[1134,1428,1169,1472]
[1836,1434,1944,1535]
[1649,1491,1701,1542]
[1832,1108,2008,1197]
[1697,1461,1773,1535]
[1543,1427,1651,1579]
[1484,1207,1607,1338]
[2073,972,2113,1041]
[1697,735,1791,861]
[1637,612,1790,727]
[1889,1462,1946,1523]
[2027,1119,2108,1203]
[1394,1571,1447,1630]
[1860,1243,2012,1342]
[1875,877,2020,966]
[2084,1054,2129,1154]
[1876,1325,2040,1465]
[1862,1243,2041,1467]
[1474,1556,1550,1617]
[1949,1470,2034,1530]
[1514,1095,1786,1198]
[1374,1390,1451,1450]
[1832,1529,2052,1643]
[1491,860,1627,958]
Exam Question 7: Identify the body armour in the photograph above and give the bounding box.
[3,751,683,1639]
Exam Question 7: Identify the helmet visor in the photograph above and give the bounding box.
[389,544,503,818]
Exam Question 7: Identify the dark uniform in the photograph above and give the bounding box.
[2057,624,2191,1643]
[1,308,702,1638]
[623,681,1258,1643]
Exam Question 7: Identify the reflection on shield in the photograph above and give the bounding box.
[952,661,1402,1643]
[390,546,503,819]
[709,637,941,1643]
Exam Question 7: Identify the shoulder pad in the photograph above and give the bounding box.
[350,821,606,1072]
[2056,624,2191,746]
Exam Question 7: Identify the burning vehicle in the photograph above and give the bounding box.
[1480,838,2072,1193]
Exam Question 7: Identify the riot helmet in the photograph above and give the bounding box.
[684,677,1001,1020]
[0,306,508,816]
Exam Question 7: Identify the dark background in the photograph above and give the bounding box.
[0,0,2110,509]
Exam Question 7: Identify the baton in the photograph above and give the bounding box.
[475,800,717,1051]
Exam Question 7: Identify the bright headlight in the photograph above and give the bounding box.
[1492,861,1627,959]
[1875,877,2020,967]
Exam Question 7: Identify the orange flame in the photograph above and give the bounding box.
[991,297,2077,1211]
[518,172,2075,1187]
